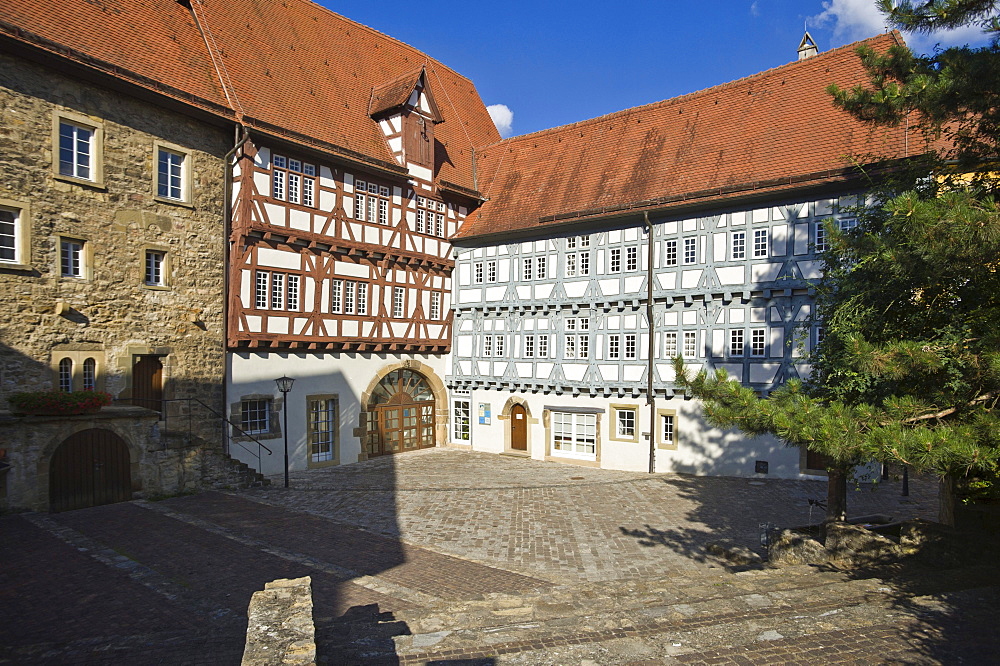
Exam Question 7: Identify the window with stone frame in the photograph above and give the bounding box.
[60,238,86,279]
[233,396,281,440]
[241,399,270,434]
[658,410,677,449]
[0,202,30,268]
[273,155,316,207]
[611,404,638,442]
[55,112,103,184]
[154,141,192,203]
[307,396,338,465]
[144,249,167,287]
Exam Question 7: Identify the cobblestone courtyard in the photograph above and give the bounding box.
[2,448,996,665]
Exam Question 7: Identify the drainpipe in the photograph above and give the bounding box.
[222,124,251,454]
[644,211,656,474]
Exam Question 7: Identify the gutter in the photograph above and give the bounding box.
[644,212,656,474]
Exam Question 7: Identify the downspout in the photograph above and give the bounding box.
[644,212,656,474]
[222,124,251,454]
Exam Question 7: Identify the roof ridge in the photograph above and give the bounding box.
[288,0,478,87]
[479,31,901,149]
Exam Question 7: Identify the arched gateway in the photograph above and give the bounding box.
[49,428,132,512]
[365,369,436,456]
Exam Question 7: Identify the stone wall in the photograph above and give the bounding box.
[0,53,230,448]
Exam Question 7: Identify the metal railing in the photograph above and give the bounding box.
[114,397,273,474]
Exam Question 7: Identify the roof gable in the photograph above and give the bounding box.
[370,67,444,122]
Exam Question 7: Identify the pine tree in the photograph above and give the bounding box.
[677,1,1000,525]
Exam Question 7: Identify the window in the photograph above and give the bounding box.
[683,238,697,265]
[751,328,766,357]
[523,257,533,281]
[156,145,188,202]
[430,291,440,320]
[552,411,597,460]
[416,197,445,237]
[495,335,506,357]
[308,397,338,464]
[271,272,285,310]
[82,357,97,391]
[486,260,497,283]
[60,239,84,278]
[344,279,355,314]
[624,333,637,359]
[612,405,637,442]
[255,271,301,310]
[453,399,471,441]
[393,286,405,318]
[474,262,484,284]
[332,280,370,316]
[536,256,547,279]
[565,236,591,277]
[58,358,73,392]
[839,218,858,232]
[241,399,271,435]
[144,249,166,286]
[256,271,270,309]
[524,334,535,358]
[730,329,744,357]
[814,221,827,253]
[564,317,590,359]
[753,228,769,257]
[331,279,342,313]
[664,332,678,357]
[483,334,493,357]
[353,179,389,222]
[815,326,825,348]
[58,120,94,180]
[664,240,678,267]
[610,247,621,273]
[683,331,698,359]
[626,246,638,271]
[0,203,30,267]
[538,335,549,358]
[659,412,677,449]
[273,155,316,207]
[732,231,746,260]
[287,275,300,311]
[607,334,621,359]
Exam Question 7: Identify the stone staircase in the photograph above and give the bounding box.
[317,562,998,664]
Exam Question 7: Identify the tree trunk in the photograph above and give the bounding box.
[939,474,957,527]
[826,468,848,523]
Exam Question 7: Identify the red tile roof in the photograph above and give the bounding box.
[459,32,912,239]
[0,0,499,191]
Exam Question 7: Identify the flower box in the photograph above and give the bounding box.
[8,390,112,416]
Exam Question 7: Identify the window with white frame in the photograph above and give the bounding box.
[664,331,678,357]
[255,271,300,310]
[58,357,73,392]
[60,238,85,278]
[815,326,825,348]
[308,397,338,464]
[564,317,590,359]
[483,334,494,357]
[156,146,188,202]
[750,328,766,357]
[486,260,497,283]
[271,273,285,310]
[753,228,769,257]
[474,262,484,284]
[626,245,638,271]
[536,256,547,279]
[729,329,744,356]
[839,217,858,232]
[330,279,342,313]
[430,291,441,320]
[565,235,591,276]
[416,197,446,236]
[683,331,698,358]
[287,274,300,311]
[144,249,166,286]
[607,334,621,359]
[524,334,535,358]
[57,119,96,181]
[495,334,506,357]
[683,237,697,265]
[273,155,316,207]
[610,247,622,273]
[814,221,828,252]
[660,412,676,448]
[664,239,678,267]
[353,179,389,223]
[453,398,471,441]
[53,352,104,392]
[392,286,405,318]
[256,270,270,309]
[343,279,356,314]
[0,204,29,267]
[624,333,637,359]
[241,399,271,435]
[538,335,549,358]
[732,231,746,260]
[523,256,533,281]
[552,411,597,460]
[357,281,368,315]
[82,357,97,391]
[613,406,637,441]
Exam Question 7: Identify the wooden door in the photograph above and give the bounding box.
[50,428,132,512]
[367,369,436,457]
[132,355,163,413]
[510,404,528,451]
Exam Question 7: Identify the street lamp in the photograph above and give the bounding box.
[275,376,295,488]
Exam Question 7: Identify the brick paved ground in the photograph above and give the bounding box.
[2,448,994,665]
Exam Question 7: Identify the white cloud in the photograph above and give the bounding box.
[487,104,514,138]
[811,0,989,51]
[750,2,759,18]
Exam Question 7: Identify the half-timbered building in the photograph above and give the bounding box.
[446,33,913,479]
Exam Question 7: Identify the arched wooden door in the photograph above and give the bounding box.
[510,404,528,451]
[50,428,132,512]
[131,355,163,413]
[366,369,435,457]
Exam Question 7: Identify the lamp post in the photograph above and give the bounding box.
[275,375,295,488]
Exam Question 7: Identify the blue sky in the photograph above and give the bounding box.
[323,1,989,138]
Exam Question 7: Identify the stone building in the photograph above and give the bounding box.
[0,7,238,510]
